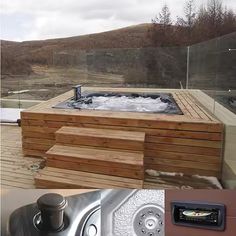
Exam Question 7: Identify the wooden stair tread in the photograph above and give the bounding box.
[35,167,143,188]
[56,126,145,141]
[55,126,145,151]
[46,144,143,166]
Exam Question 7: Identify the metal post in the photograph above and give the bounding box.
[186,46,190,89]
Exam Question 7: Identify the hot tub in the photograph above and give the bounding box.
[21,88,224,179]
[53,91,183,115]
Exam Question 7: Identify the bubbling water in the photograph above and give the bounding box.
[79,96,169,112]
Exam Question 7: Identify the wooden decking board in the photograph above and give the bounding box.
[145,156,220,171]
[22,123,223,140]
[21,125,58,133]
[2,171,35,180]
[1,160,41,168]
[2,174,35,185]
[2,168,38,177]
[176,92,201,119]
[23,142,53,150]
[145,142,221,157]
[172,93,192,117]
[56,135,144,151]
[1,180,35,189]
[23,149,47,157]
[56,126,145,141]
[55,126,145,151]
[25,142,142,155]
[1,125,43,189]
[46,158,143,179]
[145,150,221,164]
[21,112,222,132]
[22,131,55,139]
[35,167,143,189]
[23,137,56,145]
[185,93,213,121]
[41,166,143,185]
[146,136,221,148]
[176,91,215,122]
[34,178,142,188]
[179,92,210,121]
[22,115,223,132]
[46,144,143,166]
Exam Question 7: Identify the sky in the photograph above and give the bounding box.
[0,0,235,42]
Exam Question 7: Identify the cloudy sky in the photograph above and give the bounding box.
[1,0,235,42]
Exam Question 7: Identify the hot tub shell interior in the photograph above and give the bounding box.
[53,91,183,115]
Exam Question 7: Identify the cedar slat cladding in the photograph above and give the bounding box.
[22,89,224,182]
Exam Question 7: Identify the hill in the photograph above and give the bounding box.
[1,23,153,75]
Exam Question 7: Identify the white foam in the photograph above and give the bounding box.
[80,96,168,112]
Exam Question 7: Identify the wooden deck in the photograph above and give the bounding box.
[1,125,221,189]
[1,125,43,188]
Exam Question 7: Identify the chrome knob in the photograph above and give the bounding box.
[37,193,67,231]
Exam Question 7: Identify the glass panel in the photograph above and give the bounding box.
[52,47,187,91]
[215,32,236,115]
[1,43,23,107]
[188,32,236,116]
[1,46,187,108]
[188,32,236,189]
[188,37,218,114]
[215,32,236,189]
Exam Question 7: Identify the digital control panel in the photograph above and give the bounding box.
[171,201,225,231]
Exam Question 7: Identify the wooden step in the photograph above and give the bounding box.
[34,167,143,189]
[46,144,144,179]
[55,127,145,151]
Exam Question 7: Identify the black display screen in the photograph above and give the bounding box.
[171,201,225,231]
[177,207,219,226]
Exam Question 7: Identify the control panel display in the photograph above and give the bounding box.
[171,201,225,231]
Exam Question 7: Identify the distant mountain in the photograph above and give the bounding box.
[1,23,154,75]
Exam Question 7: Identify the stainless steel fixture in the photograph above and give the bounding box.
[7,191,101,236]
[101,189,165,236]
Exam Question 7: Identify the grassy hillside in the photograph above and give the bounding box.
[1,23,153,75]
